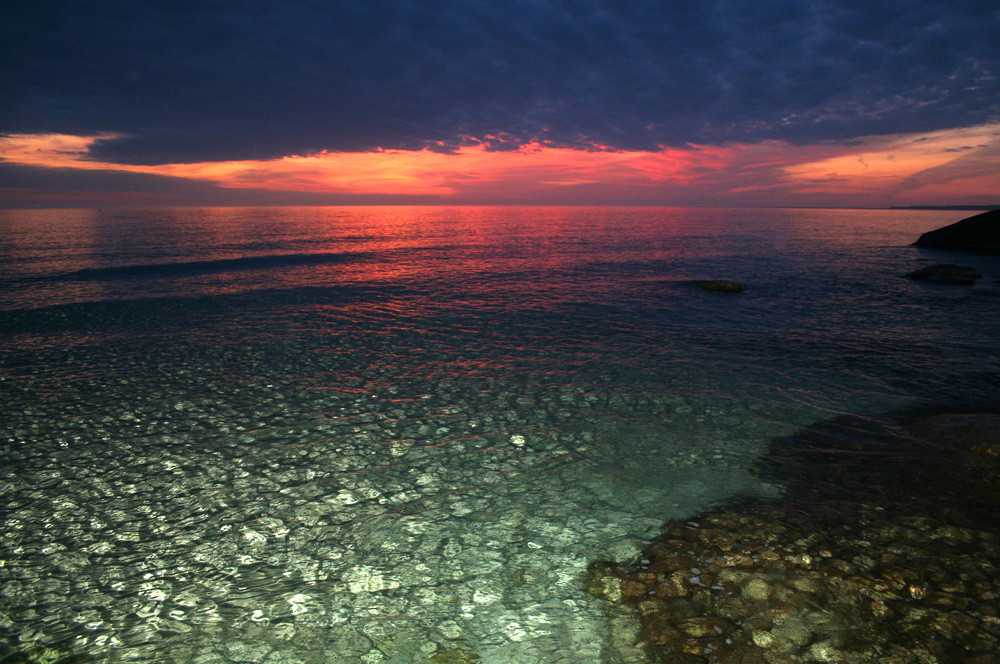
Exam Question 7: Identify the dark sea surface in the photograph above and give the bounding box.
[1,206,999,663]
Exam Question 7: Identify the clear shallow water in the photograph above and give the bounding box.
[1,206,999,663]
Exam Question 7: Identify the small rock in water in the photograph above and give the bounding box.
[905,263,981,284]
[693,280,745,293]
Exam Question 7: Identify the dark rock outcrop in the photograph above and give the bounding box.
[906,263,982,285]
[914,208,1000,252]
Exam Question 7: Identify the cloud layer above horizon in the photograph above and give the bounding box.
[1,1,999,206]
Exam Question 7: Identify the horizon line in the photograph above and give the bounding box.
[1,202,997,212]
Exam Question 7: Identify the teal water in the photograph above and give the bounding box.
[1,206,998,663]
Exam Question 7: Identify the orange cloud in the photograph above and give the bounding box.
[0,134,733,198]
[0,132,125,169]
[782,124,1000,204]
[2,124,999,206]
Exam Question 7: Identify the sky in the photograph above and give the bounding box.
[1,1,998,208]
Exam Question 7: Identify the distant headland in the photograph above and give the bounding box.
[891,205,999,211]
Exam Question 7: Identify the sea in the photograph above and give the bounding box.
[1,206,998,663]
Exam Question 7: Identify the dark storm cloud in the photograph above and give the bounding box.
[0,163,246,206]
[2,1,998,163]
[0,163,446,207]
[0,163,219,193]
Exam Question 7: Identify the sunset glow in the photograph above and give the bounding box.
[3,124,999,207]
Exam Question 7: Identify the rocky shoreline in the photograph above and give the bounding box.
[587,407,1000,663]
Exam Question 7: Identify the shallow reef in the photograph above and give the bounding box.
[587,407,1000,663]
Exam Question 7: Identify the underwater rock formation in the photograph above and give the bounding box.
[587,406,1000,663]
[588,501,1000,663]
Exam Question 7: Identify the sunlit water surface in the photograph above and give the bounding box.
[1,206,998,663]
